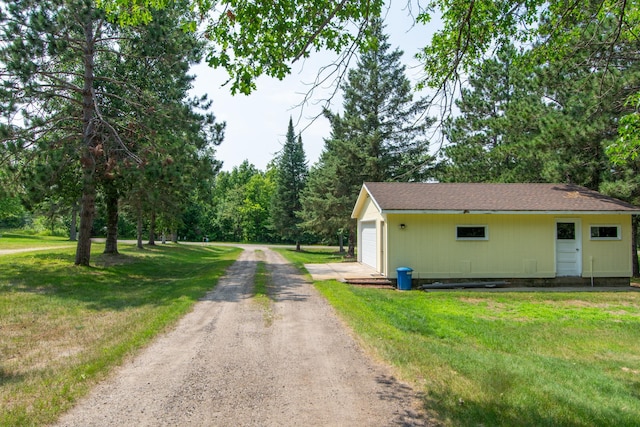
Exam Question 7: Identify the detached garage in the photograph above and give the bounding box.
[351,182,640,286]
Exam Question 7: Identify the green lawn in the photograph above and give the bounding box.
[0,238,241,426]
[277,250,640,426]
[4,239,639,426]
[0,232,76,250]
[273,247,350,269]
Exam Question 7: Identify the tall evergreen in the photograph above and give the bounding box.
[437,30,640,189]
[300,20,432,255]
[436,44,547,183]
[326,20,432,182]
[0,0,222,263]
[271,118,308,250]
[0,0,117,265]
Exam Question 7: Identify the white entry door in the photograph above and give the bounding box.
[361,222,377,269]
[556,220,582,276]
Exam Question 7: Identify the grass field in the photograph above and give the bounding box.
[274,247,351,270]
[4,241,640,426]
[278,249,640,426]
[0,232,76,250]
[0,236,240,426]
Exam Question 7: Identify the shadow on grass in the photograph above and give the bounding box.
[375,374,430,426]
[0,245,240,311]
[0,367,26,387]
[422,382,639,427]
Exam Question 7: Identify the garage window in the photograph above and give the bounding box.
[456,225,488,240]
[590,225,621,240]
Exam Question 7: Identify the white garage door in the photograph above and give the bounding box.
[361,222,377,269]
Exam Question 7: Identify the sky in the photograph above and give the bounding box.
[188,2,440,172]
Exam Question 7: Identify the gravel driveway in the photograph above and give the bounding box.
[54,246,427,426]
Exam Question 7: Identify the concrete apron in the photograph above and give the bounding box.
[305,262,384,282]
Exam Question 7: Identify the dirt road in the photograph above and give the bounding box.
[54,246,427,426]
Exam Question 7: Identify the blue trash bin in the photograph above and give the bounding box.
[396,267,413,290]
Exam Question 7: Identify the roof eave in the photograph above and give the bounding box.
[381,209,640,215]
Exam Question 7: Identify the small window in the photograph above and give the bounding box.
[556,222,576,240]
[590,225,620,240]
[456,225,488,240]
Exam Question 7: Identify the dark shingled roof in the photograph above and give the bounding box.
[363,182,640,212]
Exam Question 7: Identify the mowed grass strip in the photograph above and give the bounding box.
[316,283,640,426]
[0,240,241,426]
[252,251,275,326]
[273,247,348,272]
[276,248,640,426]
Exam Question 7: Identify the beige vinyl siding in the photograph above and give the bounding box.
[356,197,385,273]
[385,213,633,279]
[359,196,382,221]
[582,214,633,277]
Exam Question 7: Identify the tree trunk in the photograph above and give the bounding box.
[136,210,144,249]
[338,231,344,253]
[75,15,96,266]
[172,230,178,243]
[633,215,639,277]
[103,184,119,254]
[347,220,355,258]
[148,211,156,245]
[69,200,79,241]
[75,167,96,266]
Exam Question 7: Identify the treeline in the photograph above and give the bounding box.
[1,19,434,255]
[4,3,640,264]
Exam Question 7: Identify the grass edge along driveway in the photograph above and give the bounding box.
[275,247,640,427]
[0,240,241,426]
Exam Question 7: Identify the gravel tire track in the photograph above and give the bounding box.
[54,246,427,426]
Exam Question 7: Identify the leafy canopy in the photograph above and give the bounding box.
[98,0,384,94]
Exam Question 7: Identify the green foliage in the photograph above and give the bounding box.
[208,161,275,242]
[437,44,547,183]
[98,0,170,25]
[608,94,640,164]
[203,0,384,94]
[1,0,224,258]
[299,149,356,243]
[270,118,308,247]
[300,21,432,249]
[240,173,276,242]
[98,0,640,164]
[418,1,638,90]
[0,197,27,228]
[105,2,224,247]
[438,29,640,191]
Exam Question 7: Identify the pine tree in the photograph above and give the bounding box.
[0,0,119,265]
[437,44,547,183]
[300,20,432,255]
[327,20,432,182]
[271,118,308,250]
[0,0,222,262]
